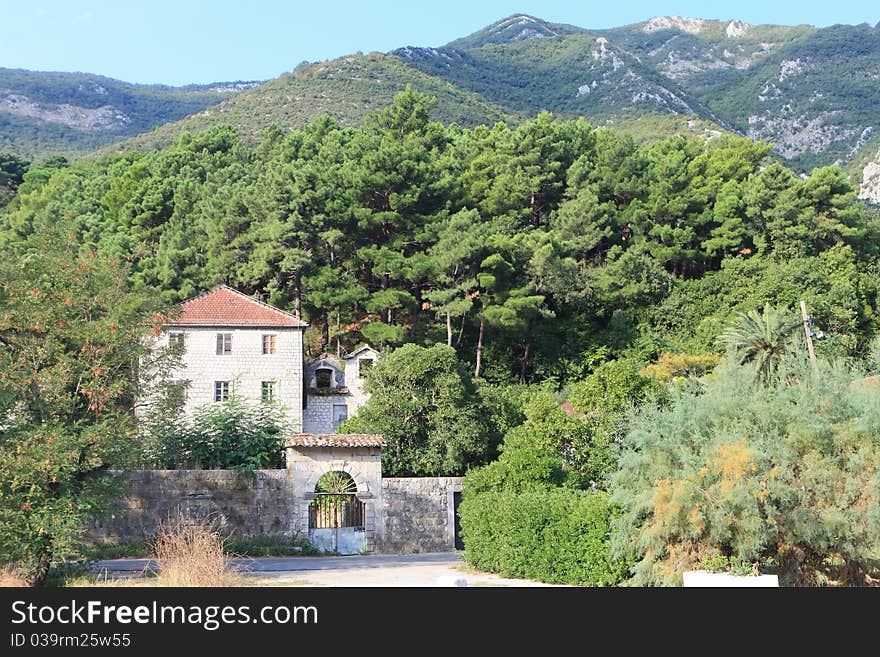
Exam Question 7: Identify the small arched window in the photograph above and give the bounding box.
[315,368,333,389]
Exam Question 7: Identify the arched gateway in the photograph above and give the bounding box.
[285,433,385,554]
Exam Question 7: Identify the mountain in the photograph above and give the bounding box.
[3,14,880,202]
[444,14,587,49]
[0,68,258,160]
[602,20,878,170]
[101,53,511,155]
[397,15,880,201]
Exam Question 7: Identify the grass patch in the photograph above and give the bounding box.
[0,564,30,587]
[226,536,318,557]
[151,513,245,587]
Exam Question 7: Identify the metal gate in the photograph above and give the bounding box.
[308,471,367,554]
[309,493,366,531]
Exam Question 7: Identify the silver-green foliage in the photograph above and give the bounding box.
[611,358,880,586]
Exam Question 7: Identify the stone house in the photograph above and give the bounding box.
[113,286,464,554]
[154,285,376,432]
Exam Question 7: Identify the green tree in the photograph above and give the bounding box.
[717,305,802,384]
[423,209,486,348]
[568,358,666,486]
[464,392,570,494]
[0,152,29,207]
[339,344,496,476]
[0,224,166,585]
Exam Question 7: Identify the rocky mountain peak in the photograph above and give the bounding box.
[643,16,711,34]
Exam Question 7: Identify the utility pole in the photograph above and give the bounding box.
[800,300,816,363]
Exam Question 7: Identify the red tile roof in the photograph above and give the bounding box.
[286,434,386,448]
[166,286,308,328]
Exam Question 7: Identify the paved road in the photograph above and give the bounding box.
[94,552,463,573]
[92,552,553,586]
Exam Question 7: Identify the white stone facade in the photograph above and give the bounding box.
[302,347,378,434]
[158,326,305,431]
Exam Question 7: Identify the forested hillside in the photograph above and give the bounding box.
[0,68,257,159]
[5,88,880,587]
[400,16,880,186]
[102,54,511,156]
[3,91,879,385]
[4,15,880,202]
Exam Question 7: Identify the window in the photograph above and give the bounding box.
[262,334,276,355]
[216,333,232,355]
[169,332,185,349]
[261,381,276,403]
[214,381,230,402]
[315,368,333,389]
[358,358,374,378]
[332,404,348,427]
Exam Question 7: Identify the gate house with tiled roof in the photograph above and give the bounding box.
[159,285,309,431]
[286,434,385,553]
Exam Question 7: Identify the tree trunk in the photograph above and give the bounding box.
[382,273,391,324]
[520,332,532,382]
[446,312,453,347]
[293,270,302,319]
[321,308,329,352]
[456,314,466,347]
[475,315,485,378]
[31,539,53,587]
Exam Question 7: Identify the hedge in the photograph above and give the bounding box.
[459,488,630,586]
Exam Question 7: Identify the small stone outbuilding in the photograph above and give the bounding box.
[302,345,379,434]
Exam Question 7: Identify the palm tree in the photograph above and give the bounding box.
[718,305,802,384]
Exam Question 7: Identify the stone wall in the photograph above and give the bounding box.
[91,470,299,543]
[378,477,463,553]
[92,469,463,555]
[302,393,348,434]
[285,446,383,552]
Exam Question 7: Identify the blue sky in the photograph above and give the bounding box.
[1,1,877,85]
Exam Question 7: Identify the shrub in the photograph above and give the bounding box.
[142,396,287,473]
[639,352,720,384]
[459,488,629,586]
[612,358,880,586]
[569,358,665,416]
[566,359,667,487]
[152,513,243,587]
[464,391,592,493]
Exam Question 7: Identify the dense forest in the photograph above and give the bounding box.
[4,89,880,586]
[2,90,879,385]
